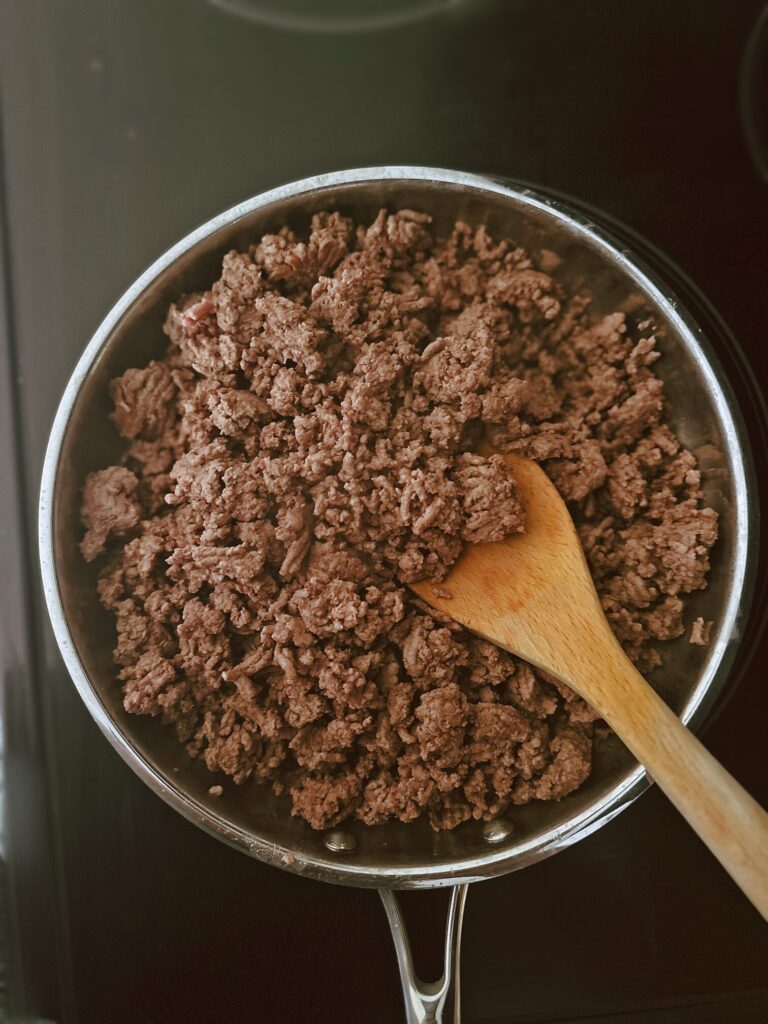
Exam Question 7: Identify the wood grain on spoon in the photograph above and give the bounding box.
[410,452,768,919]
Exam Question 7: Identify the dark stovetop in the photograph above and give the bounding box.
[1,2,767,1022]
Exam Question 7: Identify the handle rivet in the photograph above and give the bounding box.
[482,819,513,844]
[324,829,358,853]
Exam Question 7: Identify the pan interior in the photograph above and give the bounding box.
[47,172,749,887]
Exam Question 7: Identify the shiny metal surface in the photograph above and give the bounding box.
[39,166,756,895]
[323,829,358,854]
[481,819,513,845]
[381,885,467,1024]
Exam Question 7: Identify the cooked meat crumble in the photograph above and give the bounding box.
[80,209,718,830]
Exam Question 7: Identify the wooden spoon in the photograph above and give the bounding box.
[410,452,768,919]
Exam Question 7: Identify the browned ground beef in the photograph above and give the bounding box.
[80,210,717,830]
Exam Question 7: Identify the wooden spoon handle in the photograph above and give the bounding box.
[593,653,768,920]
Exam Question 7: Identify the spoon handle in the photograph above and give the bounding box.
[588,647,768,920]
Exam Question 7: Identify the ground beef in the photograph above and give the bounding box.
[80,210,718,831]
[80,467,142,562]
[689,616,713,647]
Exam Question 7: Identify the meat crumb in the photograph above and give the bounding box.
[80,467,141,562]
[81,210,718,832]
[689,617,713,647]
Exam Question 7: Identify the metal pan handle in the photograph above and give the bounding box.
[380,884,469,1024]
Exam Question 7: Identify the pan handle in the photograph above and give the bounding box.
[379,884,469,1024]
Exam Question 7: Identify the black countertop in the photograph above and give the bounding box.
[1,2,767,1021]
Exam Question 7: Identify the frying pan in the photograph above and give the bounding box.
[39,168,757,1023]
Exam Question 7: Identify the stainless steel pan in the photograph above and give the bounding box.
[39,168,757,1023]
